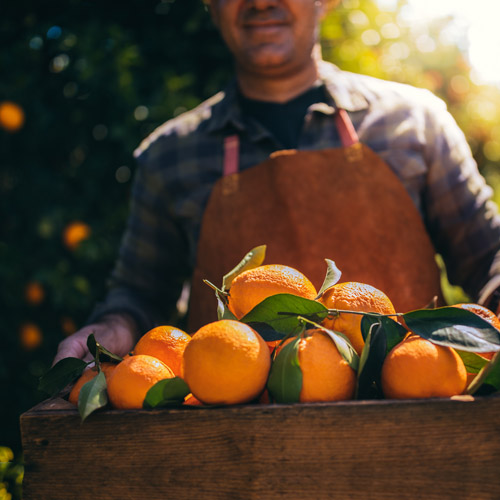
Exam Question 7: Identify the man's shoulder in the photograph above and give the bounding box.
[353,73,446,114]
[321,61,446,112]
[133,91,227,161]
[354,72,443,106]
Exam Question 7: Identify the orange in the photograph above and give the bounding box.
[25,281,45,305]
[381,334,467,399]
[227,264,317,319]
[107,354,174,409]
[63,221,91,250]
[183,319,271,405]
[318,281,396,355]
[183,393,203,406]
[60,316,77,336]
[19,322,43,350]
[265,340,280,354]
[133,325,191,377]
[0,101,25,132]
[453,303,500,360]
[68,363,117,406]
[275,329,356,402]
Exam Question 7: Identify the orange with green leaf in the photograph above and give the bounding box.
[269,328,358,403]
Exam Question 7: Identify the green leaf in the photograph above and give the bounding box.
[356,314,407,399]
[358,321,376,378]
[315,259,342,299]
[216,294,238,321]
[356,321,386,399]
[360,315,381,343]
[38,357,88,397]
[267,336,302,404]
[95,343,124,363]
[78,371,108,421]
[86,333,123,363]
[380,316,408,353]
[319,327,359,371]
[456,350,488,374]
[403,306,500,352]
[87,333,97,357]
[484,352,500,389]
[247,323,286,342]
[143,377,191,409]
[466,352,500,394]
[240,293,328,336]
[360,314,406,353]
[222,245,266,292]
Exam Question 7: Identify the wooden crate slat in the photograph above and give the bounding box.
[20,395,500,500]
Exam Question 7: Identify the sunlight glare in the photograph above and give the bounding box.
[376,0,500,86]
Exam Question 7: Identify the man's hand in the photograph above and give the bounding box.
[52,313,140,365]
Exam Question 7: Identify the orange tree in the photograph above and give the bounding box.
[0,0,231,467]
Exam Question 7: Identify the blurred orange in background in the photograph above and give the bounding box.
[19,322,43,351]
[63,221,91,250]
[0,101,25,132]
[60,316,77,336]
[24,281,45,306]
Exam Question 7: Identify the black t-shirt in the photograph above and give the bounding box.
[238,84,328,149]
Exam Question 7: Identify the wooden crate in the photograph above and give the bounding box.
[20,394,500,500]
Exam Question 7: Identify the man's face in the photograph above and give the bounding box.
[210,0,325,77]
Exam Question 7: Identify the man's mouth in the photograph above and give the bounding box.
[241,9,290,29]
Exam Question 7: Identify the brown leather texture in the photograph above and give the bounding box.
[188,144,442,333]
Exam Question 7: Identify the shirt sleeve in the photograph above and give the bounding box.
[423,101,500,302]
[86,151,191,333]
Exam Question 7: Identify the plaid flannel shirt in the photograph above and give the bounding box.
[88,61,500,332]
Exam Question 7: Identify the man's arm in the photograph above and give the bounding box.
[422,100,500,303]
[53,135,193,363]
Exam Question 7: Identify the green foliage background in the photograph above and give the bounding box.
[1,0,500,495]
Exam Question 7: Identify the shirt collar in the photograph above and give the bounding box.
[206,80,246,135]
[206,61,369,134]
[317,60,369,113]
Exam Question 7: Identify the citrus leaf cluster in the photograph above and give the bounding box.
[38,333,123,421]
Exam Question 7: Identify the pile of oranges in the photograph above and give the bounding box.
[68,260,500,412]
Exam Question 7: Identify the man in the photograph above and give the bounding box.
[54,0,500,363]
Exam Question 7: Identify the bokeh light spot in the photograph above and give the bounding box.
[29,36,43,50]
[449,74,470,96]
[61,317,77,336]
[46,26,62,39]
[361,29,381,46]
[380,22,400,39]
[388,41,410,60]
[115,165,132,183]
[50,54,70,73]
[0,101,25,132]
[349,10,369,26]
[484,141,500,162]
[92,124,108,141]
[19,323,43,351]
[25,282,45,306]
[63,221,91,250]
[63,82,78,98]
[134,105,149,121]
[415,34,436,53]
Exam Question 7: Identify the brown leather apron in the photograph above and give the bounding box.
[187,109,442,332]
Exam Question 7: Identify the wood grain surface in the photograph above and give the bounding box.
[20,395,500,499]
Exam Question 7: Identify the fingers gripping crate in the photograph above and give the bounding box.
[20,394,500,499]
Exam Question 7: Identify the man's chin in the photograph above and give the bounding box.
[239,49,294,75]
